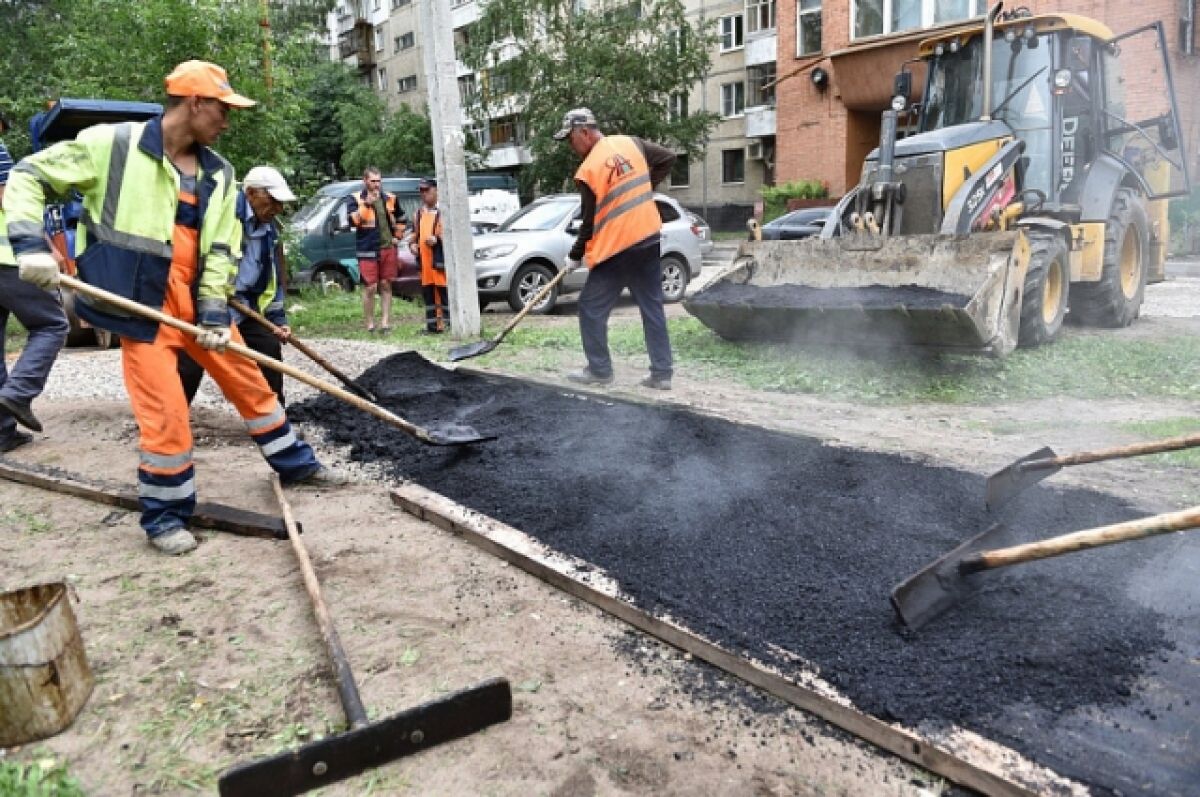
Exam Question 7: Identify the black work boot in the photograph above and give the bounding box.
[0,397,42,433]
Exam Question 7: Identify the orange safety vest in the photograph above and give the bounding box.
[574,135,660,268]
[414,205,446,287]
[350,193,406,239]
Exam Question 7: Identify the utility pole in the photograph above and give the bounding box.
[259,0,272,96]
[418,0,480,338]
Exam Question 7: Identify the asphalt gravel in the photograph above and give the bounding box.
[291,352,1199,796]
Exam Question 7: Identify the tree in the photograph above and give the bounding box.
[459,0,718,194]
[337,94,436,177]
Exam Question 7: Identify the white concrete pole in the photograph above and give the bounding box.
[418,0,480,338]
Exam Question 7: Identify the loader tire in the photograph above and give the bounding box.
[1070,188,1148,328]
[1018,234,1069,348]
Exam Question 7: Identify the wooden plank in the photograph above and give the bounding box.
[390,481,1039,797]
[0,458,288,540]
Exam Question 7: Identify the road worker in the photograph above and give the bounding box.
[409,178,448,334]
[553,108,677,390]
[347,166,407,334]
[179,165,295,405]
[0,135,69,451]
[4,60,346,556]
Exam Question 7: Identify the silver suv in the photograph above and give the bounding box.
[472,193,704,313]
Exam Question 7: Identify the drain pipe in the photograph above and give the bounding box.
[980,1,1004,122]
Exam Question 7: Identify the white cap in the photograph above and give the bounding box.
[242,166,296,203]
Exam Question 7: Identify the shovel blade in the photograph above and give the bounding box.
[985,447,1059,512]
[218,677,512,797]
[890,524,1015,631]
[447,340,497,362]
[423,422,495,446]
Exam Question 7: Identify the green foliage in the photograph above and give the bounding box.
[0,757,86,797]
[337,97,435,177]
[1116,418,1200,468]
[1168,187,1200,255]
[761,179,829,221]
[459,0,719,194]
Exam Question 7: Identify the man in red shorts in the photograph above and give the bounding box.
[347,166,407,334]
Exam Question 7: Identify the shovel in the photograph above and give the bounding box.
[891,504,1200,630]
[59,275,490,446]
[228,298,379,403]
[986,431,1200,511]
[448,267,570,362]
[217,476,511,795]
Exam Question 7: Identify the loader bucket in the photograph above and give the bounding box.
[684,232,1024,356]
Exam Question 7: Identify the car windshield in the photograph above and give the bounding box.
[292,191,344,226]
[770,208,829,226]
[498,199,577,232]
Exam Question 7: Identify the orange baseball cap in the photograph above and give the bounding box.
[164,60,256,108]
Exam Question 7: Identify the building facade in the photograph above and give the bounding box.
[772,0,1200,197]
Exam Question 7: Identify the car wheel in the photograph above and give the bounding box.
[508,263,558,314]
[660,255,689,303]
[314,265,354,294]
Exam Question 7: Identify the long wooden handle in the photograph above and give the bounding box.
[271,475,368,728]
[494,267,571,342]
[964,504,1200,572]
[227,298,371,396]
[1026,432,1200,471]
[60,275,436,444]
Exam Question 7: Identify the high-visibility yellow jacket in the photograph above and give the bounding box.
[0,206,14,266]
[3,117,240,342]
[573,135,660,268]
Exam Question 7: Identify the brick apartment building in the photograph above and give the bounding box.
[772,0,1200,197]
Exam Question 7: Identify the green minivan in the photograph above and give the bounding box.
[288,174,518,295]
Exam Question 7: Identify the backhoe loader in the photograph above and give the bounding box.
[685,3,1191,355]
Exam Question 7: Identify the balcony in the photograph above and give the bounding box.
[744,104,776,138]
[451,0,480,29]
[337,20,375,72]
[485,144,532,169]
[744,31,776,68]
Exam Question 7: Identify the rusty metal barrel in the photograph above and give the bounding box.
[0,582,94,746]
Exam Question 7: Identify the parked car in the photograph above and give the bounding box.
[760,207,834,241]
[472,193,703,313]
[289,173,518,295]
[687,211,715,257]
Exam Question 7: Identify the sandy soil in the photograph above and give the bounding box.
[3,280,1199,795]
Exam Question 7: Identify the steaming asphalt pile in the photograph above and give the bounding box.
[685,282,974,310]
[296,352,1197,795]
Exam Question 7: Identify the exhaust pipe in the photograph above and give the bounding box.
[980,2,1004,122]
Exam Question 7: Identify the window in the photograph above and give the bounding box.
[669,92,688,121]
[748,64,776,107]
[374,25,384,52]
[746,0,776,34]
[655,199,682,223]
[397,74,417,93]
[670,153,690,188]
[721,81,745,118]
[459,74,478,105]
[489,115,523,146]
[488,70,511,99]
[372,0,381,10]
[719,14,744,51]
[853,0,984,40]
[797,0,822,55]
[467,123,487,148]
[722,148,745,184]
[397,31,414,51]
[377,66,388,91]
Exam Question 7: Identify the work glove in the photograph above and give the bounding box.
[17,253,61,289]
[196,324,231,353]
[564,257,583,273]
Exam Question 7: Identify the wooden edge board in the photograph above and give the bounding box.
[389,482,1036,797]
[0,458,288,540]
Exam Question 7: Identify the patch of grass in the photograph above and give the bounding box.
[1,508,52,534]
[0,755,85,797]
[1115,417,1200,468]
[711,230,748,241]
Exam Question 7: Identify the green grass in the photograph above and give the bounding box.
[1115,417,1200,468]
[0,756,85,797]
[711,230,748,242]
[287,291,1200,406]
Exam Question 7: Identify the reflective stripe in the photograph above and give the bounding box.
[259,430,298,458]
[264,300,285,314]
[101,124,133,231]
[138,477,196,501]
[593,191,654,238]
[81,214,173,259]
[0,235,9,247]
[7,219,45,239]
[196,297,227,315]
[220,162,234,196]
[245,406,286,433]
[595,173,651,216]
[140,449,193,471]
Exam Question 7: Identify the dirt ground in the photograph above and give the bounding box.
[3,284,1199,795]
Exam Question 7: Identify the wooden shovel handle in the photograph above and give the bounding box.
[966,504,1200,572]
[1028,432,1200,470]
[59,275,435,444]
[495,267,571,341]
[271,475,368,728]
[228,299,368,394]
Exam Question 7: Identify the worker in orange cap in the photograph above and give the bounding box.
[5,60,347,556]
